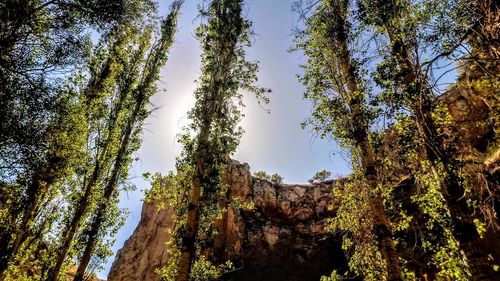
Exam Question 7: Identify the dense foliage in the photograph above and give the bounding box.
[0,0,182,280]
[294,0,499,280]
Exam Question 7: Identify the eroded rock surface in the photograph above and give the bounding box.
[108,198,174,281]
[108,162,346,281]
[220,164,346,281]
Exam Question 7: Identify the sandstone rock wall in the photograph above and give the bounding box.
[108,162,347,281]
[107,198,174,281]
[220,163,347,281]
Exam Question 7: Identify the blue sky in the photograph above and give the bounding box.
[99,0,352,277]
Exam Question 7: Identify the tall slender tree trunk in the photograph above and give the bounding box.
[0,179,40,272]
[176,120,225,281]
[1,46,116,281]
[74,6,182,277]
[177,132,208,281]
[178,22,231,281]
[175,1,255,279]
[176,55,231,281]
[47,165,100,281]
[47,49,132,279]
[341,42,403,281]
[74,77,146,281]
[326,1,403,279]
[73,149,124,281]
[48,90,125,279]
[73,217,98,281]
[417,99,495,280]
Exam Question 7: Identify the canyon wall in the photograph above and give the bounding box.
[108,162,348,281]
[108,196,174,281]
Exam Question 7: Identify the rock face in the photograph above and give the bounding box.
[108,162,347,281]
[220,163,347,281]
[108,198,174,281]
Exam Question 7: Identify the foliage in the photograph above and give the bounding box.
[71,3,183,279]
[320,270,342,281]
[190,257,233,281]
[0,0,176,279]
[253,171,284,184]
[0,0,498,280]
[0,0,156,182]
[293,0,403,279]
[358,0,499,278]
[153,1,269,280]
[294,0,500,279]
[309,170,332,183]
[327,175,386,280]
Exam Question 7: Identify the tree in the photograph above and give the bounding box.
[358,0,498,278]
[0,0,153,182]
[45,18,160,281]
[309,170,332,183]
[0,82,90,280]
[73,2,183,280]
[294,0,402,279]
[0,0,156,279]
[173,1,269,280]
[253,171,284,184]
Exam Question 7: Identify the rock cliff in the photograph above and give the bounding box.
[108,196,174,281]
[108,162,348,281]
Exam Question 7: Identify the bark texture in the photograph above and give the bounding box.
[325,1,402,279]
